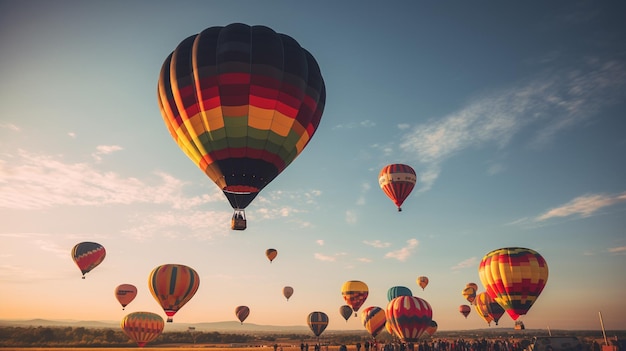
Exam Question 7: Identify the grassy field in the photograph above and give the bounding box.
[0,347,324,351]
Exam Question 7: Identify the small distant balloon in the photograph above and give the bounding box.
[378,163,417,212]
[266,249,278,263]
[115,284,138,310]
[71,242,106,279]
[425,320,438,336]
[283,286,294,301]
[416,276,429,290]
[235,305,250,324]
[339,305,353,322]
[459,305,471,319]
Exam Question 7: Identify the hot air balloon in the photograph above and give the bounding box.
[235,305,250,324]
[466,282,478,291]
[120,311,164,348]
[425,320,437,336]
[478,247,548,320]
[148,264,200,322]
[387,286,413,302]
[462,286,477,305]
[474,292,494,326]
[266,249,278,263]
[339,305,353,322]
[157,23,326,231]
[386,296,432,342]
[341,280,369,316]
[307,311,329,337]
[283,286,294,301]
[416,276,429,290]
[459,305,471,318]
[378,164,417,212]
[115,284,138,310]
[361,306,386,339]
[474,291,506,325]
[71,242,106,279]
[385,319,397,338]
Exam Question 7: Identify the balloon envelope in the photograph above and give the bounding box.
[478,247,548,320]
[158,23,326,212]
[148,264,200,322]
[266,249,278,263]
[386,295,432,342]
[341,280,369,314]
[307,311,328,337]
[121,311,164,347]
[459,305,471,318]
[71,242,106,278]
[387,286,413,302]
[339,305,353,322]
[361,306,386,338]
[235,305,250,324]
[462,286,477,305]
[283,286,294,301]
[378,164,416,211]
[115,284,138,309]
[425,320,437,336]
[416,276,429,290]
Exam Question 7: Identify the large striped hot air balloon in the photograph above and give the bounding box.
[387,286,413,302]
[478,247,548,320]
[71,242,106,279]
[361,306,386,339]
[307,311,329,337]
[341,280,369,316]
[120,311,164,347]
[385,295,433,342]
[378,164,417,212]
[157,23,326,230]
[148,264,200,322]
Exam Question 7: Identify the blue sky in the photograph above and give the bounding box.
[1,0,625,332]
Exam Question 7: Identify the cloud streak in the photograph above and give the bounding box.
[385,238,419,261]
[535,192,626,221]
[398,58,626,191]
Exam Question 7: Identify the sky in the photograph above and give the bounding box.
[1,0,626,333]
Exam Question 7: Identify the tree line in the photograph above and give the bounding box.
[0,326,297,347]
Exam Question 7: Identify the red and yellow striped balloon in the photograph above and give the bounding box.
[385,295,433,342]
[148,264,200,322]
[121,311,164,347]
[158,23,325,212]
[474,291,505,325]
[478,247,548,320]
[361,306,386,338]
[341,280,369,315]
[71,242,106,279]
[378,164,417,212]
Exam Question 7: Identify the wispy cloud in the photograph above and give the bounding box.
[122,209,231,241]
[0,123,20,131]
[608,246,626,254]
[0,149,220,210]
[363,240,391,248]
[314,252,338,262]
[385,238,419,261]
[535,192,626,221]
[316,239,325,246]
[92,145,123,161]
[451,257,478,270]
[398,58,626,191]
[332,120,376,130]
[356,182,370,206]
[346,210,357,225]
